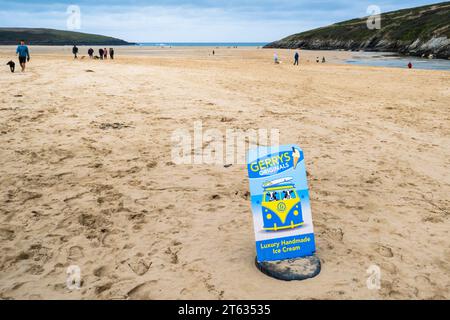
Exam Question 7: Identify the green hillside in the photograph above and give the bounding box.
[265,2,450,59]
[0,28,133,46]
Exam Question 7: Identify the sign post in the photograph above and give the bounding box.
[247,145,321,281]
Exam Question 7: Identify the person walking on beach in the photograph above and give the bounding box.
[88,48,94,59]
[103,48,108,59]
[408,62,413,69]
[99,48,104,60]
[16,40,30,72]
[274,52,279,64]
[72,45,79,59]
[109,48,115,60]
[294,51,299,65]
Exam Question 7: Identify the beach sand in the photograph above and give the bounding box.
[0,46,449,299]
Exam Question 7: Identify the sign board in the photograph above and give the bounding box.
[247,145,316,262]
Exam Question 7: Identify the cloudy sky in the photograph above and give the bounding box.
[0,0,442,42]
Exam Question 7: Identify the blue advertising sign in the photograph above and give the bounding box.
[247,145,316,262]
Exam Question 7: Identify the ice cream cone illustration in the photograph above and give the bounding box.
[292,147,301,169]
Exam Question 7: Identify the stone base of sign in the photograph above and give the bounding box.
[255,255,321,281]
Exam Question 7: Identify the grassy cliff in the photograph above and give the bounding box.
[265,2,450,59]
[0,28,133,46]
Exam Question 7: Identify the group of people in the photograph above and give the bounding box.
[284,50,414,69]
[273,51,326,66]
[9,40,417,73]
[72,45,115,60]
[8,40,118,73]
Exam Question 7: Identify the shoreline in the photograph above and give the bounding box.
[2,45,449,71]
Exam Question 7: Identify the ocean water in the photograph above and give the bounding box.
[346,52,450,71]
[138,42,268,47]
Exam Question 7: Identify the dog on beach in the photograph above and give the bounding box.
[6,60,15,73]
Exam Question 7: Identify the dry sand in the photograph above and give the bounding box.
[0,46,449,300]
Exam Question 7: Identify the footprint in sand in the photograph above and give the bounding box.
[93,266,108,277]
[46,148,75,164]
[78,213,110,230]
[128,257,152,276]
[17,190,43,205]
[68,245,84,261]
[146,161,158,169]
[220,117,234,123]
[422,215,444,223]
[328,228,344,242]
[127,212,146,231]
[165,247,180,265]
[95,282,113,295]
[111,167,142,178]
[99,122,131,130]
[101,230,124,247]
[234,190,250,200]
[27,264,45,275]
[377,245,394,258]
[15,252,31,262]
[29,244,52,262]
[14,244,52,265]
[0,229,15,241]
[127,280,158,299]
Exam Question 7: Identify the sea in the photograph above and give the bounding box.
[138,42,268,47]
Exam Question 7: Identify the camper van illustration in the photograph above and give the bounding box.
[262,177,304,231]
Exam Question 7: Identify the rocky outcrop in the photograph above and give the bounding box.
[265,2,450,59]
[266,36,450,59]
[406,37,450,58]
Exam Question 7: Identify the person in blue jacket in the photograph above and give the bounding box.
[16,40,30,72]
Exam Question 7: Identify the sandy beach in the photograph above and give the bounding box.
[0,46,449,300]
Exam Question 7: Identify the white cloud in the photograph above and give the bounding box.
[0,0,441,42]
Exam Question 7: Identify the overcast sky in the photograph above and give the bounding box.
[0,0,443,42]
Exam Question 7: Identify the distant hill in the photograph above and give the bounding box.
[0,28,134,46]
[265,2,450,59]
